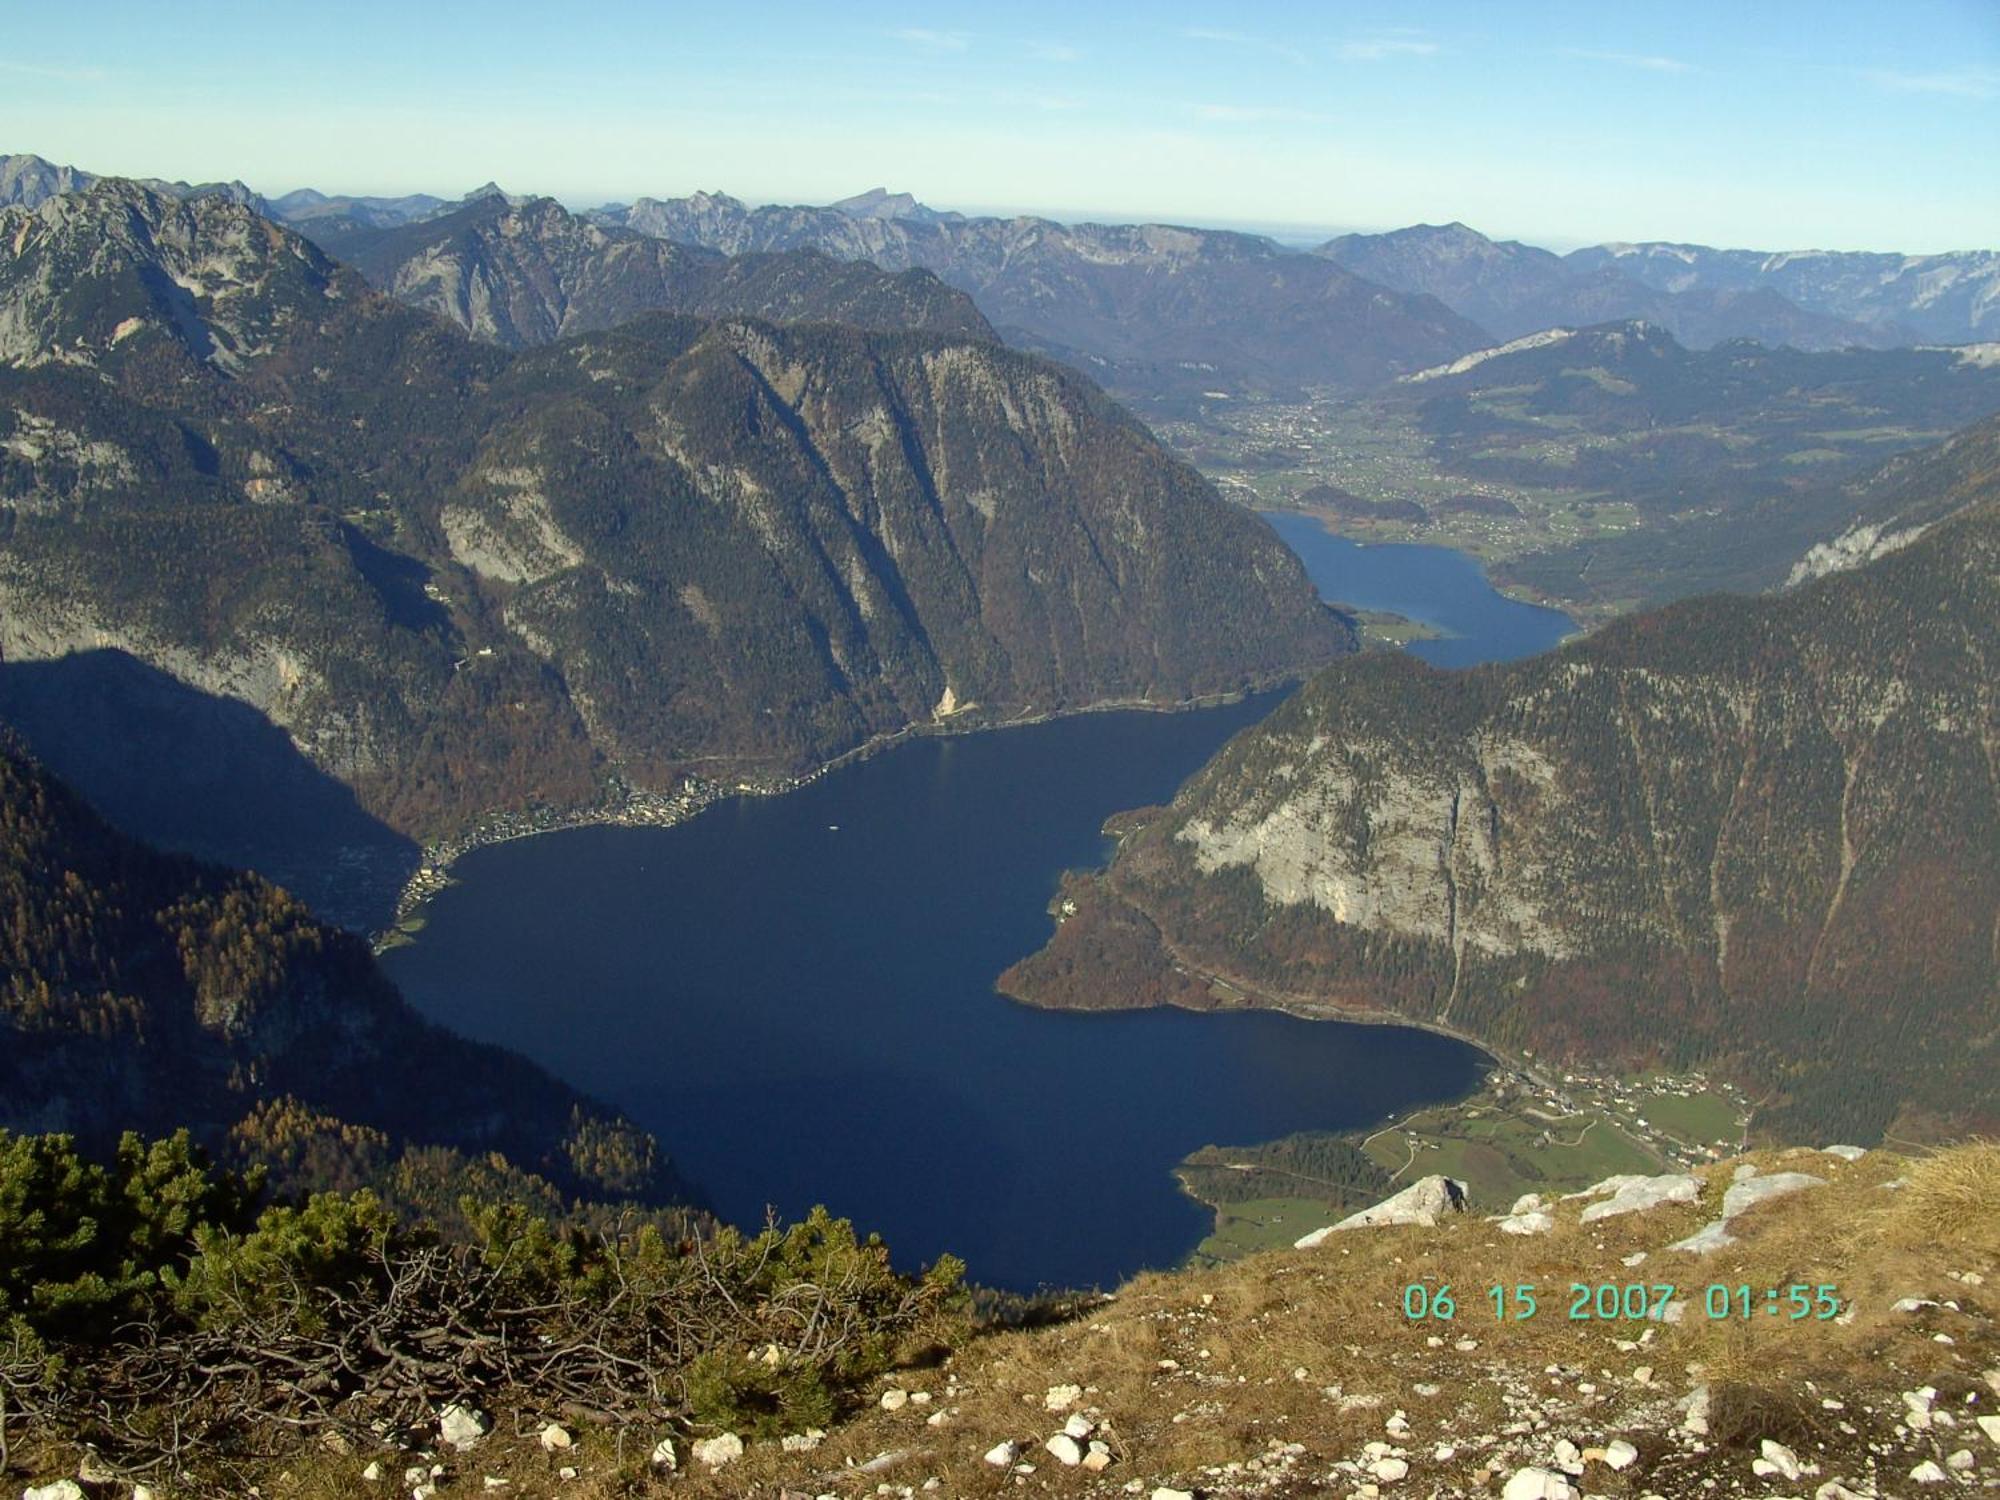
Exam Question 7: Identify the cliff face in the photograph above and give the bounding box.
[329,194,996,346]
[0,181,1348,856]
[1005,424,2000,1144]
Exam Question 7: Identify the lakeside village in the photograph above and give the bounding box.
[379,765,806,944]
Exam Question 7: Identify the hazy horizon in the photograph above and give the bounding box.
[6,0,1998,254]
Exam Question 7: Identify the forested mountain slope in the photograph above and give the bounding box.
[1005,421,2000,1144]
[0,732,685,1215]
[0,180,1346,880]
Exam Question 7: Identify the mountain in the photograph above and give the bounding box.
[605,192,1489,406]
[1003,418,2000,1144]
[267,184,452,228]
[1568,240,2000,345]
[1319,222,1890,349]
[0,151,267,216]
[828,186,962,225]
[0,180,1347,879]
[1345,319,2000,608]
[0,730,684,1211]
[0,151,91,208]
[321,192,996,346]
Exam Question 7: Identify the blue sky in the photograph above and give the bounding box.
[5,0,1996,250]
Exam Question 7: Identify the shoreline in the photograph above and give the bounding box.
[372,673,1305,950]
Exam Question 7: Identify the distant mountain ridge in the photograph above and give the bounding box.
[1319,222,1903,350]
[1569,240,2000,345]
[317,192,996,347]
[602,190,1489,404]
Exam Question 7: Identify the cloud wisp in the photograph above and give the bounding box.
[1860,66,1997,100]
[889,28,971,54]
[1564,47,1694,74]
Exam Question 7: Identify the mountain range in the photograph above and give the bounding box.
[0,178,1345,923]
[1355,319,2000,606]
[315,190,995,346]
[1003,415,2000,1145]
[598,189,1489,404]
[1317,222,1897,350]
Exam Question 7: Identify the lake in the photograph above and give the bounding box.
[383,525,1559,1290]
[1262,511,1576,667]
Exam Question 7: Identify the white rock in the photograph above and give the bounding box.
[1815,1483,1869,1500]
[361,1463,383,1483]
[1500,1466,1575,1500]
[23,1485,87,1500]
[1946,1448,1975,1471]
[1758,1439,1802,1481]
[1721,1171,1825,1218]
[881,1387,909,1410]
[1577,1174,1701,1223]
[1510,1193,1546,1215]
[1082,1447,1114,1473]
[1551,1438,1582,1473]
[1046,1434,1084,1466]
[1822,1144,1867,1160]
[1681,1385,1711,1435]
[1977,1414,2000,1444]
[1910,1458,1947,1483]
[1667,1219,1737,1254]
[1603,1439,1638,1471]
[1500,1209,1556,1236]
[1153,1491,1196,1500]
[650,1437,677,1468]
[692,1433,744,1468]
[984,1441,1021,1468]
[1044,1383,1082,1411]
[781,1429,826,1452]
[1370,1456,1410,1482]
[1297,1175,1468,1243]
[439,1402,489,1451]
[539,1424,574,1453]
[1063,1413,1095,1440]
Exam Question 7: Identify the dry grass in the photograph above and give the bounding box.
[1881,1138,2000,1253]
[10,1144,1999,1498]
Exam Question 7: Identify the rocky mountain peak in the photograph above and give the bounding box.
[0,177,342,373]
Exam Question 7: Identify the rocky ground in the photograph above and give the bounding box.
[13,1145,1998,1499]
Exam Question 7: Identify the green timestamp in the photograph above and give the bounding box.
[1400,1283,1845,1321]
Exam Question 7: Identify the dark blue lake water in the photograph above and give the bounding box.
[1262,511,1576,667]
[384,521,1562,1291]
[381,698,1486,1292]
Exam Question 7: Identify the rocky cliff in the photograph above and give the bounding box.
[1004,421,2000,1144]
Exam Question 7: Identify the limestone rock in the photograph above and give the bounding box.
[1045,1433,1084,1466]
[983,1441,1021,1468]
[539,1424,573,1453]
[23,1484,87,1500]
[1500,1466,1575,1500]
[649,1438,676,1468]
[1575,1174,1701,1222]
[1296,1175,1468,1244]
[439,1402,489,1451]
[692,1434,744,1468]
[1044,1383,1083,1411]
